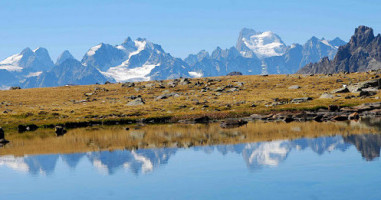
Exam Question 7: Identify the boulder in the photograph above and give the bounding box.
[167,80,178,88]
[17,124,38,133]
[331,87,350,93]
[291,97,313,104]
[227,71,242,76]
[155,93,178,100]
[214,87,224,92]
[180,78,191,85]
[328,105,340,112]
[348,78,381,92]
[288,85,301,89]
[121,82,135,88]
[319,93,335,99]
[127,98,145,106]
[228,88,239,92]
[359,90,377,97]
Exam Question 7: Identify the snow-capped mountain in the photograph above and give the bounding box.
[82,37,190,82]
[0,47,54,73]
[236,28,288,59]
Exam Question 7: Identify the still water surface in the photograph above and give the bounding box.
[1,132,381,199]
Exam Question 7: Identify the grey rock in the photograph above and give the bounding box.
[291,97,313,103]
[331,87,350,93]
[320,93,335,99]
[121,82,135,88]
[127,98,145,106]
[288,85,301,89]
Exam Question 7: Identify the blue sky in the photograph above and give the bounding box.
[0,0,380,61]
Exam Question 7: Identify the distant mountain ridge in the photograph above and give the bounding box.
[186,29,345,76]
[298,26,381,74]
[0,28,348,88]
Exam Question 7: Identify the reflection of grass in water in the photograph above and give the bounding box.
[1,120,380,156]
[0,73,380,129]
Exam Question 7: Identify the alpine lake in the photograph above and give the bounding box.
[1,118,381,200]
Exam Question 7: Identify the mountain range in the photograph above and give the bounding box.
[0,28,346,88]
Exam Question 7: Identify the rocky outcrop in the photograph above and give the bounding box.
[298,26,381,74]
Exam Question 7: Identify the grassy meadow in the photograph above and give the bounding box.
[0,72,380,131]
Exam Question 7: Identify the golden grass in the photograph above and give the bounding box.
[0,72,380,129]
[2,120,379,156]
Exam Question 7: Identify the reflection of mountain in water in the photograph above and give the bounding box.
[211,136,350,170]
[61,153,86,169]
[87,148,177,175]
[24,154,59,175]
[1,134,380,175]
[344,134,381,161]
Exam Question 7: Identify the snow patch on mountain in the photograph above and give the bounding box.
[242,31,287,58]
[87,44,102,56]
[0,54,24,71]
[26,71,43,77]
[103,64,158,82]
[188,71,203,78]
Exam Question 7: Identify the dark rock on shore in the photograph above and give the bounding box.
[249,102,381,123]
[18,124,39,133]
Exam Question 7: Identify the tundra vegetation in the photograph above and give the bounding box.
[0,72,380,132]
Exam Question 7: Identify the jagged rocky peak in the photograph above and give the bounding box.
[350,25,375,48]
[197,50,210,59]
[184,50,210,66]
[56,50,75,65]
[298,25,381,74]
